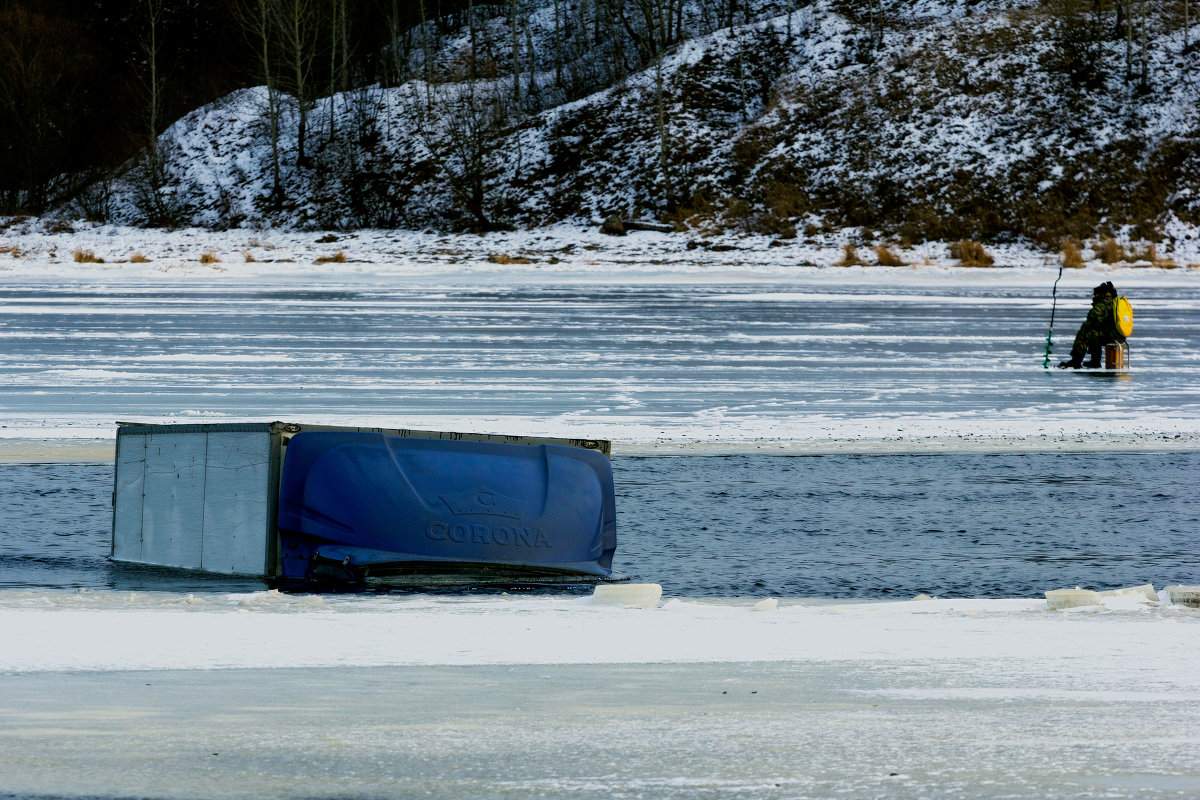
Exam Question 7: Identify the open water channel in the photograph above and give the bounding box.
[1,451,1198,596]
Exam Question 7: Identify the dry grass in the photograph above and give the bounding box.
[873,245,907,266]
[948,240,994,267]
[834,243,865,266]
[1095,237,1127,264]
[130,252,151,263]
[314,251,347,264]
[1060,239,1084,269]
[72,248,104,263]
[1128,243,1156,264]
[1126,243,1180,268]
[667,189,716,228]
[487,253,533,265]
[242,250,257,263]
[199,250,221,264]
[0,244,22,258]
[721,197,753,222]
[761,179,806,220]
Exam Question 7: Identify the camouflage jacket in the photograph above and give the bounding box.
[1070,295,1121,360]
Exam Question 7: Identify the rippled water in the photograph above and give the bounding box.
[1,452,1195,597]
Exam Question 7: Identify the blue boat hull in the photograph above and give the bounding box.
[276,431,616,582]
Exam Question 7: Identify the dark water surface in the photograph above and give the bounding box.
[1,452,1195,598]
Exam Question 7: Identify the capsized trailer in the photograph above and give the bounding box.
[111,422,616,585]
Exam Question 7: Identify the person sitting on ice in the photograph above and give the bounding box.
[1057,281,1123,369]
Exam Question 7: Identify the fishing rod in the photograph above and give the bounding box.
[1042,263,1065,369]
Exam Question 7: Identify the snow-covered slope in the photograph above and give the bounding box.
[88,0,1200,245]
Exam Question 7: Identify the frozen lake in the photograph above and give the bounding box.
[2,660,1199,800]
[1,271,1198,447]
[1,251,1199,799]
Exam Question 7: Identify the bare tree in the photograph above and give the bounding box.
[236,0,284,205]
[552,0,564,89]
[275,0,320,166]
[0,7,89,213]
[137,0,166,160]
[132,0,182,225]
[1051,0,1108,89]
[509,0,523,106]
[1185,0,1192,55]
[415,80,511,228]
[327,0,353,143]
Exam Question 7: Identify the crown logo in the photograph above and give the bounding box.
[440,486,525,519]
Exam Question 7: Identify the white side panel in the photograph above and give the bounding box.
[112,434,148,562]
[201,432,272,574]
[141,432,207,570]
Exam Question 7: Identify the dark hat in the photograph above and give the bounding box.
[1092,281,1117,297]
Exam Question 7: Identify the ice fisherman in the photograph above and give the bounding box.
[1057,281,1124,369]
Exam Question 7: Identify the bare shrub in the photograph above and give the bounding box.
[72,248,103,263]
[1095,237,1126,264]
[761,179,806,219]
[199,250,221,264]
[314,251,347,264]
[1123,243,1178,269]
[949,240,994,267]
[487,253,533,264]
[747,210,796,238]
[873,245,907,266]
[1128,243,1156,264]
[129,252,151,263]
[721,197,752,222]
[668,189,715,227]
[1061,239,1083,269]
[834,244,865,266]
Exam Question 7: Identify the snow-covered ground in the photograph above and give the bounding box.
[0,586,1196,673]
[1,588,1198,798]
[5,219,1200,279]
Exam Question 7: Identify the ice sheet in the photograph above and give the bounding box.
[0,589,1196,674]
[0,248,1198,458]
[3,660,1198,800]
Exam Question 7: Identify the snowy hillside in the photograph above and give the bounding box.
[79,0,1200,249]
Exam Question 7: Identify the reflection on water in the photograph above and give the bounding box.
[0,451,1196,597]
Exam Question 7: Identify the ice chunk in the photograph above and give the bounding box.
[753,598,778,612]
[1045,587,1100,610]
[1097,584,1157,602]
[591,583,662,608]
[1166,585,1200,608]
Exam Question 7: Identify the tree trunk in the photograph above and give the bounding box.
[510,0,522,107]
